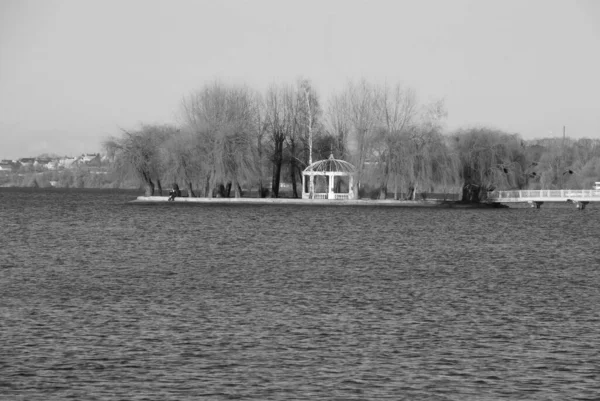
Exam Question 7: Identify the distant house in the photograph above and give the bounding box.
[58,156,78,169]
[80,153,101,166]
[45,159,59,170]
[18,158,35,167]
[0,160,14,172]
[33,157,53,169]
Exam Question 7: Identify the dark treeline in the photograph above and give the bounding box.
[103,79,600,201]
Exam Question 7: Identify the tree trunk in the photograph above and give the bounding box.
[271,137,283,198]
[272,161,281,198]
[156,178,163,196]
[144,181,154,196]
[187,182,195,197]
[206,172,216,198]
[461,183,482,203]
[289,139,299,198]
[235,183,243,198]
[259,182,268,197]
[230,177,242,198]
[142,172,154,196]
[257,133,266,198]
[290,161,298,199]
[378,158,389,200]
[225,182,232,197]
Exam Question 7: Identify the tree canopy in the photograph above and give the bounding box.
[103,79,600,200]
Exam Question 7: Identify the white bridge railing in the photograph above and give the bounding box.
[488,189,600,201]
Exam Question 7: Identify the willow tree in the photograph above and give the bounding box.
[372,83,418,199]
[565,138,600,189]
[160,129,205,197]
[452,127,527,202]
[393,126,459,200]
[579,156,600,188]
[181,81,226,196]
[216,86,258,197]
[103,124,175,196]
[326,91,350,160]
[523,137,600,190]
[344,80,379,186]
[394,99,460,200]
[180,82,258,197]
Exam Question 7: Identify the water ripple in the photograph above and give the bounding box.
[1,189,600,400]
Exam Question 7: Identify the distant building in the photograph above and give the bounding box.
[58,156,78,169]
[33,158,53,169]
[0,160,15,172]
[80,153,101,166]
[18,158,35,167]
[45,159,59,170]
[4,153,104,171]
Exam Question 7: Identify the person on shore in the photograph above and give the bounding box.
[168,184,181,201]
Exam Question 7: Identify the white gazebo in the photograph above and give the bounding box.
[302,154,357,200]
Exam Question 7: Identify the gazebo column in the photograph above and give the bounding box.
[328,173,335,199]
[349,175,354,199]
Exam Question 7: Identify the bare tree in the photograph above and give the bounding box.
[218,86,258,197]
[160,129,204,197]
[180,81,225,196]
[103,124,174,196]
[285,81,304,198]
[343,79,380,192]
[326,91,350,160]
[251,91,270,197]
[264,84,295,198]
[399,99,454,200]
[373,83,418,199]
[180,81,258,197]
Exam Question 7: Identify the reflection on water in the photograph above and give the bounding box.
[1,188,600,400]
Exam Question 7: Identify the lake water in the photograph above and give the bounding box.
[1,188,599,400]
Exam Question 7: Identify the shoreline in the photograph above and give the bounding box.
[132,196,504,208]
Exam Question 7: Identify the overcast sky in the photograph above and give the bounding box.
[1,0,599,159]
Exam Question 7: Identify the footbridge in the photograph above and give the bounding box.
[487,189,600,209]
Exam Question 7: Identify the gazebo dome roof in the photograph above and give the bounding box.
[304,154,356,173]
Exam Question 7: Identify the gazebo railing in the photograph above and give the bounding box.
[305,193,349,200]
